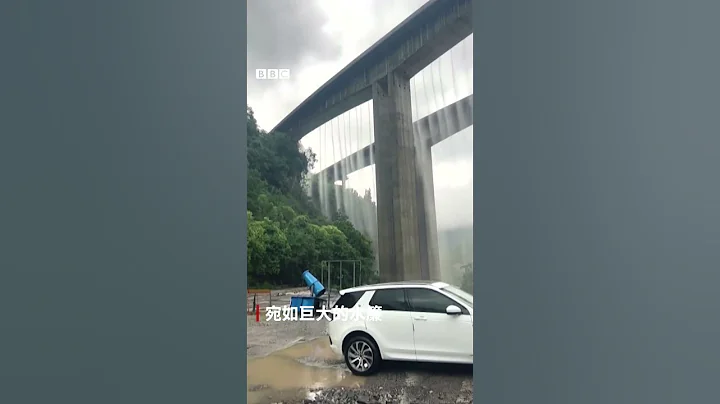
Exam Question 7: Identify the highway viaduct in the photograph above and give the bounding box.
[271,0,473,282]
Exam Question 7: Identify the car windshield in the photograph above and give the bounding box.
[441,285,473,307]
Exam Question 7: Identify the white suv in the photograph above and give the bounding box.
[327,281,473,376]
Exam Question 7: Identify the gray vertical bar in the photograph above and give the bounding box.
[474,0,720,403]
[414,137,440,280]
[0,1,247,403]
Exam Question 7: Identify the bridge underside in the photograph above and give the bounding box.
[318,95,473,181]
[279,0,473,282]
[273,0,472,141]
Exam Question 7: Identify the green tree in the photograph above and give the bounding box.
[246,105,376,287]
[247,212,291,285]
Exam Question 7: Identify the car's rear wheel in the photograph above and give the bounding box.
[343,335,381,376]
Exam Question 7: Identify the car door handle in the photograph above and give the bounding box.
[413,316,427,321]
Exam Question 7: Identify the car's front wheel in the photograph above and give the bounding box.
[343,335,381,376]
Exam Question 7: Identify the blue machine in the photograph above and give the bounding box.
[289,296,316,310]
[301,270,326,297]
[288,270,326,316]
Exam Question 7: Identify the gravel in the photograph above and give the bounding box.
[292,378,473,404]
[264,362,473,404]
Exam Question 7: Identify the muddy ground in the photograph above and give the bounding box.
[247,288,473,404]
[246,287,334,357]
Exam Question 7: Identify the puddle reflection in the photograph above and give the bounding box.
[247,338,364,404]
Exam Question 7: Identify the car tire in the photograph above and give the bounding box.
[343,335,381,376]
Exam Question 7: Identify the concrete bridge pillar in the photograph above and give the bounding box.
[415,138,441,281]
[373,70,440,282]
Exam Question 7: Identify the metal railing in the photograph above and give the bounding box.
[319,260,363,304]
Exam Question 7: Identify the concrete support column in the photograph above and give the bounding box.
[373,70,439,281]
[415,138,441,281]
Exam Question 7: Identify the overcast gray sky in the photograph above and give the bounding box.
[247,0,473,230]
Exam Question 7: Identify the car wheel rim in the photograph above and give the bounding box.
[347,341,373,372]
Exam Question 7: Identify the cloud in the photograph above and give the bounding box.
[247,0,342,72]
[247,0,345,127]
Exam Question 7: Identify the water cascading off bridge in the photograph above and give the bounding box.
[304,50,472,283]
[279,0,474,283]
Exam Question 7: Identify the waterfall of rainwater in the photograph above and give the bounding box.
[307,34,473,286]
[410,34,474,284]
[311,106,380,282]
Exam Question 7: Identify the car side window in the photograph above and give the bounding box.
[368,288,410,311]
[333,291,364,309]
[406,288,468,314]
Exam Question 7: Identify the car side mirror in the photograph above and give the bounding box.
[445,305,462,315]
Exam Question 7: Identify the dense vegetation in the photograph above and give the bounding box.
[247,106,377,288]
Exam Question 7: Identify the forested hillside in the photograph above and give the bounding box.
[247,106,376,288]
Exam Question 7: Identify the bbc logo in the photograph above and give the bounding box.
[256,69,290,80]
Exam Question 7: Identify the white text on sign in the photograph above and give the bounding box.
[264,306,382,322]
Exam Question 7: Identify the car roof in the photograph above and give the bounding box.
[339,280,449,295]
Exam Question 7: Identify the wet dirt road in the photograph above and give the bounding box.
[247,338,473,404]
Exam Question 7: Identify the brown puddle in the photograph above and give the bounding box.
[247,338,365,404]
